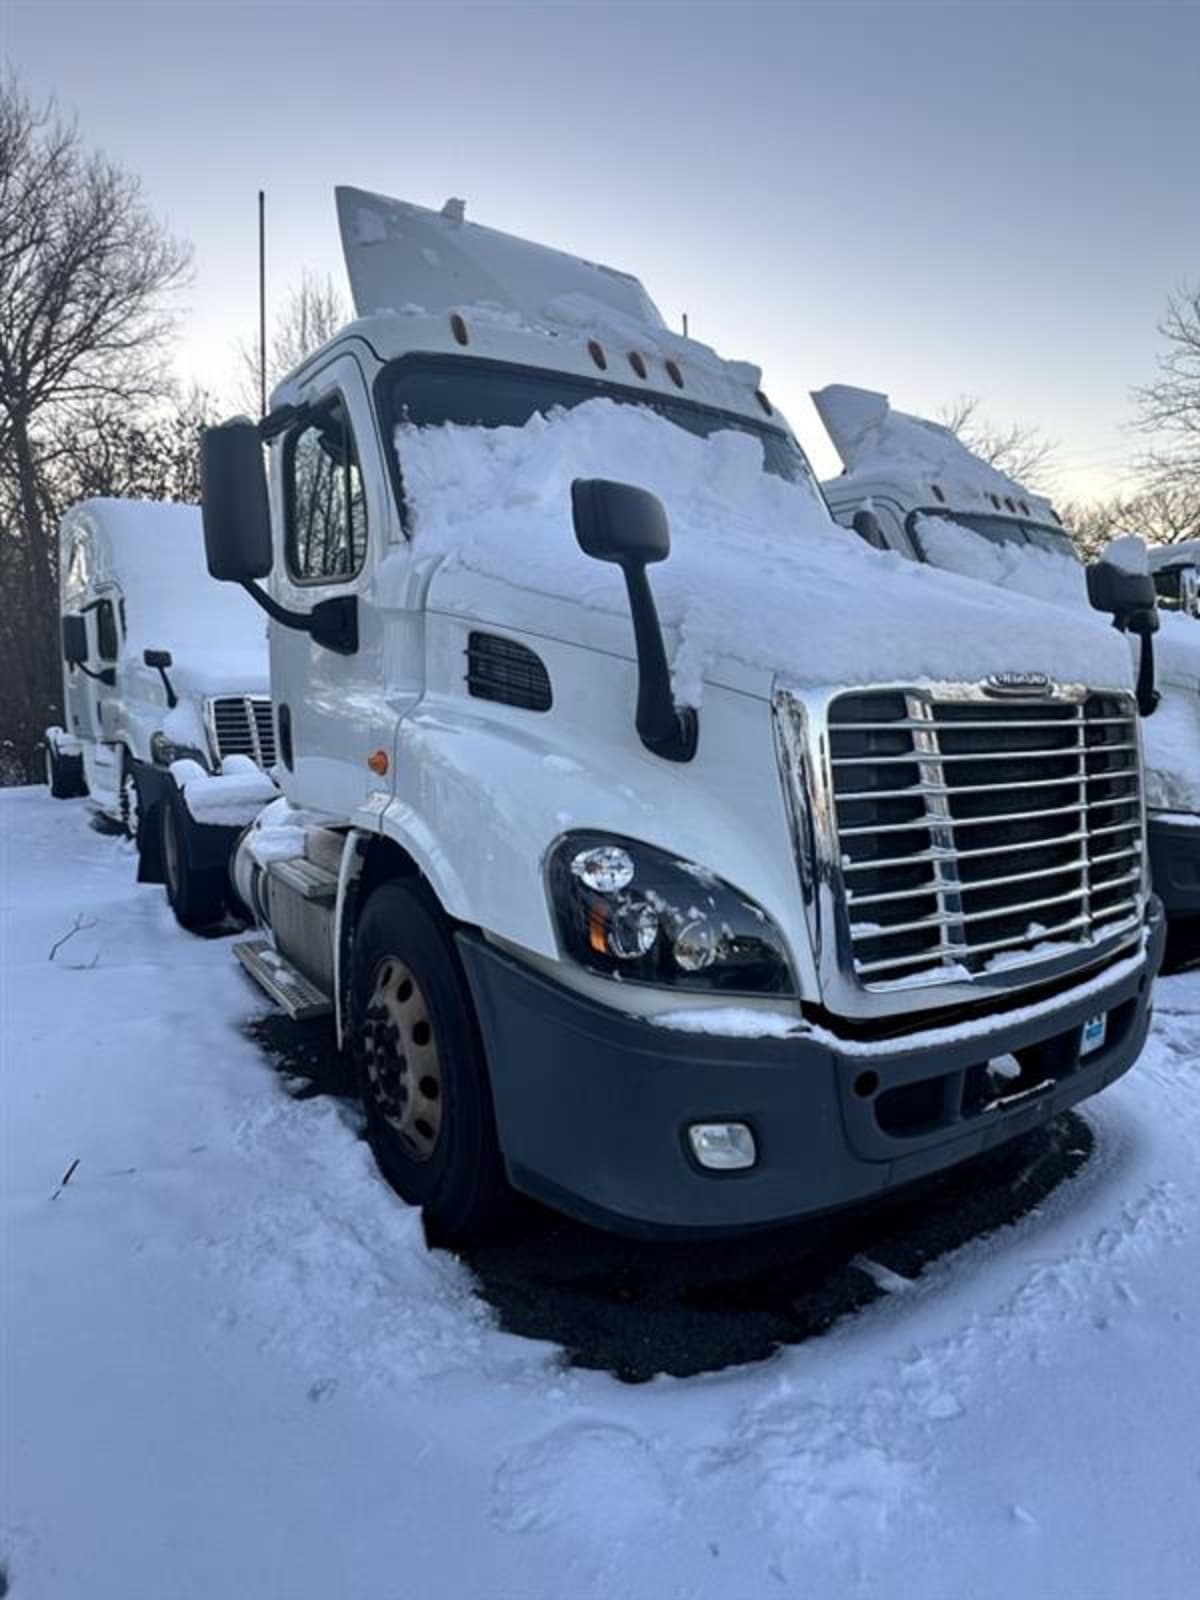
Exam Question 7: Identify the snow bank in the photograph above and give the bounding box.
[393,400,1134,696]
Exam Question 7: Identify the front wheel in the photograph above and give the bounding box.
[351,880,510,1245]
[161,789,228,932]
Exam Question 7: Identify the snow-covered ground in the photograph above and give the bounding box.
[3,787,1199,1600]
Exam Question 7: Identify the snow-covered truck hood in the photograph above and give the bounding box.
[395,399,1134,698]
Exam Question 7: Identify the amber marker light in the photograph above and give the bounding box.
[367,749,390,776]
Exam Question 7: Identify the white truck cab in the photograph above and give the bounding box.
[45,498,273,926]
[1150,542,1200,617]
[193,191,1162,1242]
[815,383,1200,929]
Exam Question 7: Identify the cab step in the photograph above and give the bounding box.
[269,856,339,905]
[234,937,332,1020]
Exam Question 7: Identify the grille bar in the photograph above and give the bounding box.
[832,741,1139,767]
[210,696,277,769]
[828,688,1144,990]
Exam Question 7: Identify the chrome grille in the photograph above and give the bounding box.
[209,696,276,769]
[829,689,1143,989]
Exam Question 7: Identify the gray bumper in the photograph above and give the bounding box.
[457,900,1164,1237]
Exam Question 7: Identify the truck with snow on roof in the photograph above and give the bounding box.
[189,190,1163,1242]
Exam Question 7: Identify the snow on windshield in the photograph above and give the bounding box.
[393,398,1133,699]
[912,513,1091,613]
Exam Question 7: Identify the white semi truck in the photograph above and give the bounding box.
[45,498,274,927]
[191,188,1162,1242]
[814,385,1200,931]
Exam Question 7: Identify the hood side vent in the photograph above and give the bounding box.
[466,632,552,712]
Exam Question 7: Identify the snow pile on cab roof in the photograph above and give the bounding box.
[814,384,1044,507]
[60,498,267,671]
[397,399,1133,694]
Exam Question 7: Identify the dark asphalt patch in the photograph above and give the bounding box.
[245,1011,1094,1383]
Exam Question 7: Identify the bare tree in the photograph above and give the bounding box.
[238,271,348,414]
[1058,484,1200,562]
[1133,283,1200,499]
[0,73,190,780]
[938,394,1060,493]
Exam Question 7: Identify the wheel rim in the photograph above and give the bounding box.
[162,804,182,893]
[362,958,444,1162]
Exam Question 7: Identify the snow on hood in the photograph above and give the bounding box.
[393,399,1133,697]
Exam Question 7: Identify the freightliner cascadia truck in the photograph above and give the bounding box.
[815,384,1200,935]
[182,190,1162,1241]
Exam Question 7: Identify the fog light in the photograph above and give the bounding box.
[688,1122,757,1171]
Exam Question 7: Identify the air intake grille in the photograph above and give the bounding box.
[829,690,1143,988]
[466,632,551,712]
[210,696,277,769]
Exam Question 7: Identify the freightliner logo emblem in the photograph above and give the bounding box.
[984,671,1053,695]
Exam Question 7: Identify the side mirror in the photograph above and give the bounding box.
[143,648,178,708]
[570,478,696,763]
[62,614,88,666]
[851,508,888,551]
[571,478,670,567]
[200,419,273,582]
[1087,560,1159,629]
[1088,558,1160,718]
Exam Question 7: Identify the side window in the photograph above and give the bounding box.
[285,394,368,582]
[95,599,119,663]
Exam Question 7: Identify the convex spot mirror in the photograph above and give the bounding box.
[61,614,87,665]
[200,419,273,583]
[571,478,670,566]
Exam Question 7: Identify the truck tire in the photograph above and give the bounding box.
[160,789,228,932]
[45,739,86,800]
[351,880,511,1245]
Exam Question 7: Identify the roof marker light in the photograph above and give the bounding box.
[931,483,946,502]
[628,351,648,379]
[665,358,684,388]
[450,312,469,346]
[755,389,773,415]
[588,339,607,370]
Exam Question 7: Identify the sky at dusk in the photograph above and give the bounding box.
[4,0,1199,501]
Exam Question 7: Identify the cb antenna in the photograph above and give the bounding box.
[258,189,267,420]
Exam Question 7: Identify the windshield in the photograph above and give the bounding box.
[909,509,1078,564]
[378,354,820,505]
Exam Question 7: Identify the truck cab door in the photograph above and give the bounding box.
[269,351,401,820]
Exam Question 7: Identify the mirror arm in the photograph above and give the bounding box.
[152,663,178,709]
[621,563,698,763]
[238,580,359,656]
[1134,624,1159,718]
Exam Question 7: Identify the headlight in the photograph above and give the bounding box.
[150,732,210,770]
[546,831,795,995]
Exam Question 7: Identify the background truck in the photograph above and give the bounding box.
[815,384,1200,936]
[45,497,275,927]
[191,187,1162,1243]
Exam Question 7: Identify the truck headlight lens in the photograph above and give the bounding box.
[150,732,210,770]
[547,832,795,995]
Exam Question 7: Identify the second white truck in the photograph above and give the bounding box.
[45,497,274,927]
[815,385,1200,932]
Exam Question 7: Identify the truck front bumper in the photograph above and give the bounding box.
[1148,813,1200,917]
[457,898,1164,1237]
